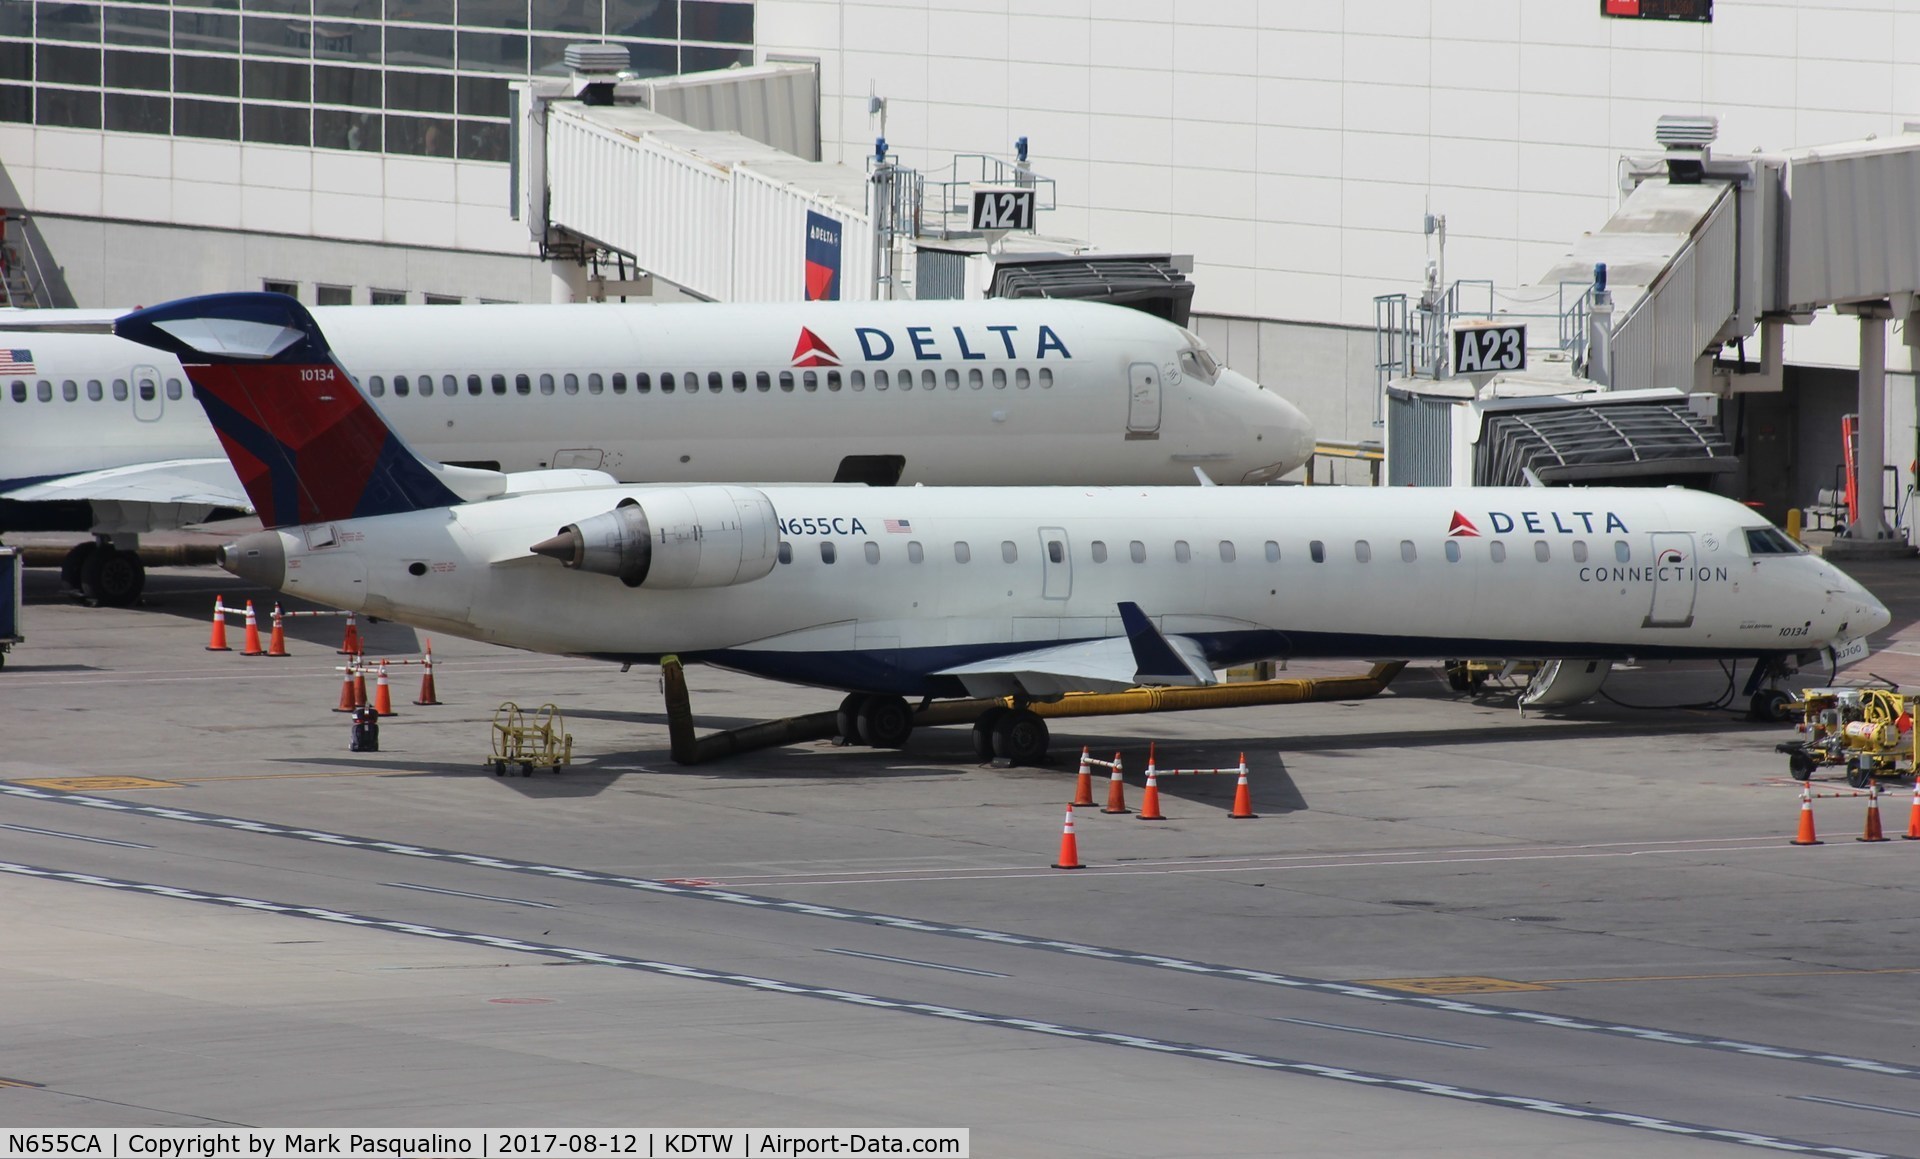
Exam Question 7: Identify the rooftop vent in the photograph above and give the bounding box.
[564,44,630,106]
[1655,114,1717,183]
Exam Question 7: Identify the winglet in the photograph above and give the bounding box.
[1116,601,1212,686]
[115,293,459,529]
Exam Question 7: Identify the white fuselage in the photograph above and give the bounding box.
[241,483,1888,697]
[0,299,1310,495]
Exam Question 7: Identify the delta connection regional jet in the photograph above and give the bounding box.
[2,294,1311,605]
[118,293,1888,765]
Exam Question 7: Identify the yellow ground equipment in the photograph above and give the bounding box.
[486,701,573,776]
[1776,687,1915,787]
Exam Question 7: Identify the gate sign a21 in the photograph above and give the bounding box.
[1451,323,1526,374]
[971,186,1036,232]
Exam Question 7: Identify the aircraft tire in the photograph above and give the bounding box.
[991,709,1048,766]
[80,546,144,607]
[856,694,913,748]
[1749,689,1793,724]
[971,709,1005,761]
[835,693,868,745]
[60,541,96,590]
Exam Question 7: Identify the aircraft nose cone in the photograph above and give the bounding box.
[1859,593,1893,638]
[220,531,286,589]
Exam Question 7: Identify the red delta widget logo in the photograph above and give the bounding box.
[1448,509,1631,536]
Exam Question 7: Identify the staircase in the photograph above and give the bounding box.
[0,212,48,308]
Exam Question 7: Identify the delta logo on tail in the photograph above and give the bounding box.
[792,328,839,367]
[1447,512,1480,537]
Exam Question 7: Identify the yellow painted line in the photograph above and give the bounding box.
[164,769,437,783]
[1358,976,1555,995]
[12,776,182,791]
[1540,966,1920,985]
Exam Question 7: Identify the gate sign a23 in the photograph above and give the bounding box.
[1452,323,1527,374]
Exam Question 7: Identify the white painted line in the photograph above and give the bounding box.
[382,881,557,908]
[1271,1017,1486,1050]
[822,948,1009,978]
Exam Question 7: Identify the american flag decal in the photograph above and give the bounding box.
[0,348,34,374]
[884,518,912,533]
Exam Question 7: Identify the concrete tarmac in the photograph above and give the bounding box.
[4,559,1920,1157]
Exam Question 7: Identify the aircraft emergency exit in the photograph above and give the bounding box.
[120,293,1887,764]
[3,294,1311,605]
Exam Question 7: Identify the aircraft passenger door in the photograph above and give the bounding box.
[1039,527,1071,600]
[1644,532,1697,628]
[1127,362,1160,435]
[131,363,163,422]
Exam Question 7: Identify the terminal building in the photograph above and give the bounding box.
[3,1,1919,545]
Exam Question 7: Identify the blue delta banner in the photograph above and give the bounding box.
[805,211,842,300]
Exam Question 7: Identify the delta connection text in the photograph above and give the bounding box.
[0,1131,968,1159]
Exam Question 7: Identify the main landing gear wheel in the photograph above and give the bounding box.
[991,709,1049,766]
[1749,688,1794,724]
[835,693,867,744]
[971,707,1008,762]
[80,546,145,607]
[856,694,914,748]
[60,541,96,591]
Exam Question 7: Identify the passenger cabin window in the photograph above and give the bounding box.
[827,371,842,391]
[1039,368,1053,387]
[393,375,410,397]
[1534,540,1550,562]
[756,371,770,392]
[61,380,76,401]
[1309,540,1325,563]
[1047,540,1064,563]
[112,379,128,401]
[1354,540,1371,563]
[661,372,675,394]
[490,373,507,395]
[864,541,880,564]
[944,368,959,389]
[467,374,482,396]
[1615,540,1631,562]
[612,372,627,394]
[1400,540,1416,562]
[1001,540,1018,563]
[921,369,937,390]
[1174,540,1191,563]
[820,542,836,564]
[708,371,723,393]
[515,373,531,395]
[993,368,1007,388]
[165,377,182,399]
[1444,540,1461,563]
[368,376,385,397]
[539,373,554,395]
[803,371,818,392]
[86,380,102,401]
[777,542,792,564]
[1130,540,1146,563]
[851,370,865,390]
[586,373,601,395]
[1092,540,1108,563]
[1015,368,1031,388]
[732,371,747,392]
[779,371,793,392]
[1572,540,1588,562]
[9,380,24,402]
[1745,527,1804,555]
[564,373,579,395]
[875,369,890,390]
[1265,541,1280,562]
[636,372,652,394]
[969,368,983,389]
[1219,541,1235,562]
[907,541,924,564]
[1490,541,1507,563]
[954,542,971,563]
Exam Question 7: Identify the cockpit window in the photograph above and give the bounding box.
[1177,329,1220,382]
[1745,527,1806,555]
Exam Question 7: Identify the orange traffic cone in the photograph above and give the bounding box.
[373,660,395,717]
[1072,747,1095,806]
[332,665,357,713]
[413,639,442,706]
[353,663,369,708]
[1859,781,1888,843]
[205,596,231,651]
[1138,765,1165,821]
[338,613,361,656]
[265,604,290,656]
[1101,754,1130,814]
[1790,785,1822,845]
[1228,755,1258,819]
[239,600,264,656]
[1903,780,1920,841]
[1052,805,1084,869]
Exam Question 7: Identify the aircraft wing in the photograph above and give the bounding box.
[935,602,1218,698]
[1,458,250,509]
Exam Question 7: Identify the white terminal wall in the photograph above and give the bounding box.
[758,0,1920,333]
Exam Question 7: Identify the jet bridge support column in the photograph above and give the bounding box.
[1832,301,1910,557]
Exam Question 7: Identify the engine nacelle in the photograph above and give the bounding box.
[531,485,780,589]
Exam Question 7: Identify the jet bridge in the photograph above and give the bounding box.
[1380,117,1920,553]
